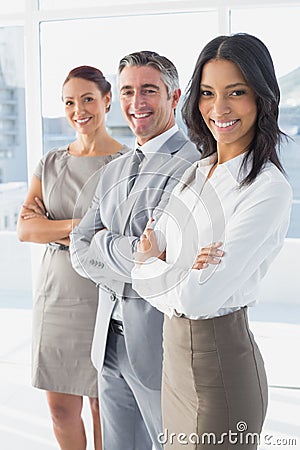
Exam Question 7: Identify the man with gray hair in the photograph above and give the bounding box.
[70,50,199,449]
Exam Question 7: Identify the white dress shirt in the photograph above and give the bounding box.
[112,124,179,320]
[132,152,292,319]
[135,123,179,155]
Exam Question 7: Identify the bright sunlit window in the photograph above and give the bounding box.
[231,6,300,237]
[0,26,31,308]
[40,11,218,151]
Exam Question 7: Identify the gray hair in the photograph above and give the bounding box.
[118,50,179,99]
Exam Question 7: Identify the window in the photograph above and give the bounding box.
[0,26,31,309]
[230,6,300,237]
[40,11,218,151]
[0,27,27,181]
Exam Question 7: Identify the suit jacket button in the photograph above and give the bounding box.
[110,294,116,301]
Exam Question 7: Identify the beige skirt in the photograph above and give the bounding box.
[161,307,268,449]
[32,246,99,397]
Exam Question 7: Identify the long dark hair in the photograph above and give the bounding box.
[63,65,112,110]
[182,33,286,186]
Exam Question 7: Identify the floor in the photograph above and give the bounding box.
[0,303,299,450]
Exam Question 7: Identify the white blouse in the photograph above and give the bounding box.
[131,153,292,319]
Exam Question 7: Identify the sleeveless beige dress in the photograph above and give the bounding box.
[32,145,128,397]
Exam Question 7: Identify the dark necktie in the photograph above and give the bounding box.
[127,149,145,195]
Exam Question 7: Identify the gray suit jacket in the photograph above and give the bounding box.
[70,129,199,390]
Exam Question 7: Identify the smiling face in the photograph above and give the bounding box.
[198,58,257,161]
[62,77,110,135]
[119,65,180,145]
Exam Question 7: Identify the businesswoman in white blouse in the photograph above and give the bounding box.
[132,33,292,449]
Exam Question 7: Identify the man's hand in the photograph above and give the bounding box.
[134,218,165,264]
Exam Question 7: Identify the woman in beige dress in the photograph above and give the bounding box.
[17,66,129,450]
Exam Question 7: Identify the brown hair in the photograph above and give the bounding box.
[63,65,112,110]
